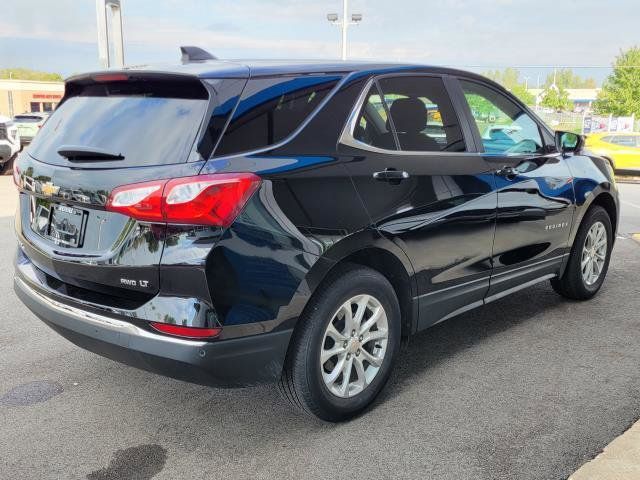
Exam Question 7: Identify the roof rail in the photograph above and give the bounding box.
[180,46,217,64]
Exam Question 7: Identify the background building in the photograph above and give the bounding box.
[528,88,601,112]
[0,79,64,117]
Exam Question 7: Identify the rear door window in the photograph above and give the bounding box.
[353,87,396,149]
[214,75,341,157]
[379,76,465,152]
[354,76,466,152]
[29,78,210,168]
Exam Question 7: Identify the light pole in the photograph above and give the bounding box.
[327,0,362,60]
[96,0,125,68]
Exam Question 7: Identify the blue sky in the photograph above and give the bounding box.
[0,0,638,84]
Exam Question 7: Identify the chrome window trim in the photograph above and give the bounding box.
[338,73,471,157]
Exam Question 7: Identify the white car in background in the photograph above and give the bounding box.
[0,115,21,170]
[13,112,48,146]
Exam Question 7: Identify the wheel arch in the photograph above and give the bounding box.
[569,175,619,248]
[601,155,616,170]
[590,191,618,236]
[300,231,417,338]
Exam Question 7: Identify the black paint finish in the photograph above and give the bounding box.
[13,60,619,386]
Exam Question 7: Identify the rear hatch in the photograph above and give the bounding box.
[15,72,243,300]
[13,114,44,140]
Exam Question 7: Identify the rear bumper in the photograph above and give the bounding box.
[14,275,293,387]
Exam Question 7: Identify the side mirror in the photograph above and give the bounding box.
[555,131,584,154]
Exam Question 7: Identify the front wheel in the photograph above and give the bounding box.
[279,264,401,422]
[552,205,613,300]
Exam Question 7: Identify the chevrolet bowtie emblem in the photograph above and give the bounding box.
[41,182,60,197]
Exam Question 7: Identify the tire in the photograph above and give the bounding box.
[2,154,15,176]
[551,205,612,300]
[279,264,401,422]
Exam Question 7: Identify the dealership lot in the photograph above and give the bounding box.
[1,179,639,480]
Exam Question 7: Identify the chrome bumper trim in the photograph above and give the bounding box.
[14,276,206,347]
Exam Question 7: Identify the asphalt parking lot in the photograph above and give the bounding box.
[1,180,640,480]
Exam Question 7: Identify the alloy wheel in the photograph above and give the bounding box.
[320,294,389,398]
[581,221,607,286]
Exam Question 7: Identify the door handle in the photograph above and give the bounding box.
[372,168,410,183]
[495,165,517,178]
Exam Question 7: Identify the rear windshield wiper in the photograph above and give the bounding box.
[57,145,124,161]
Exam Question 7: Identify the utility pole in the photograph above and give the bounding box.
[96,0,125,68]
[341,0,348,61]
[327,0,363,60]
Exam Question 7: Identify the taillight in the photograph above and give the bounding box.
[106,173,261,226]
[108,180,165,222]
[150,322,222,339]
[13,165,21,189]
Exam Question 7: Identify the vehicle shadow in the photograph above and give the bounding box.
[375,281,567,406]
[144,280,569,437]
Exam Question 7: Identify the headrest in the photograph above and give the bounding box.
[389,97,426,134]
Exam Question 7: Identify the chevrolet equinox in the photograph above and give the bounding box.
[13,49,619,421]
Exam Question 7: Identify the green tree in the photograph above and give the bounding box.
[0,68,63,81]
[545,68,596,89]
[541,87,573,111]
[483,67,521,89]
[593,46,640,116]
[481,68,534,105]
[509,84,535,105]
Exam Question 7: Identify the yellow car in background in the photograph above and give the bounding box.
[585,132,640,172]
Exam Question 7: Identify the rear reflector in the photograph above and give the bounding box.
[106,173,261,226]
[150,322,222,339]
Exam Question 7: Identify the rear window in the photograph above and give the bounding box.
[214,75,340,157]
[14,115,44,123]
[29,79,209,167]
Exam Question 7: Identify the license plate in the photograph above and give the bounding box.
[46,204,87,247]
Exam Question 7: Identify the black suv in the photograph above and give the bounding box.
[13,52,619,421]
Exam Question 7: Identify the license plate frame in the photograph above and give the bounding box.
[45,203,87,248]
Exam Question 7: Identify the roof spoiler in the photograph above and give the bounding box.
[180,46,217,64]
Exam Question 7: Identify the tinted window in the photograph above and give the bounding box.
[29,79,209,167]
[353,85,396,149]
[14,115,43,123]
[461,80,544,155]
[30,102,41,112]
[609,135,637,146]
[214,76,340,157]
[353,76,465,152]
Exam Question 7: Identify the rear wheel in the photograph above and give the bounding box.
[279,264,401,421]
[551,205,612,300]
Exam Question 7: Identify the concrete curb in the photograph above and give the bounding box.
[569,420,640,480]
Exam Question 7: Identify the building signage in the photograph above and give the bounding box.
[32,94,62,99]
[583,115,635,134]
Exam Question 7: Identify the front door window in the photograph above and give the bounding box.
[460,80,544,155]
